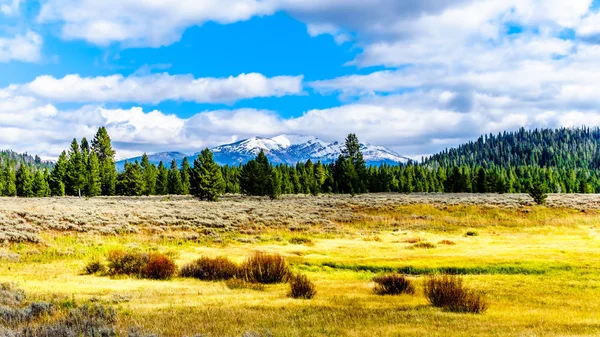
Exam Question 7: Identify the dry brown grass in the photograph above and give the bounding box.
[0,194,599,336]
[2,193,600,244]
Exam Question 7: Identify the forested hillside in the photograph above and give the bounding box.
[0,150,52,170]
[424,127,600,169]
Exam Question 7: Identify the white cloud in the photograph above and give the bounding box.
[10,73,303,104]
[1,0,21,16]
[4,86,600,160]
[0,31,43,63]
[8,0,600,160]
[37,0,276,47]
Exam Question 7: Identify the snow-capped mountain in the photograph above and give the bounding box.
[116,135,410,169]
[211,135,410,166]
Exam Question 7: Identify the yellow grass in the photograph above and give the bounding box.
[1,194,600,336]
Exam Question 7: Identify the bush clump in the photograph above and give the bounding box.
[373,274,415,295]
[424,275,488,313]
[289,237,314,246]
[288,274,316,299]
[107,250,149,276]
[0,283,25,307]
[140,253,177,280]
[411,242,436,249]
[180,256,239,281]
[84,258,107,275]
[240,252,291,284]
[106,249,175,280]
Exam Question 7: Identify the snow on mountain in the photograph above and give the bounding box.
[116,135,410,169]
[209,134,409,166]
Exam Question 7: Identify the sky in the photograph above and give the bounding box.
[2,1,600,160]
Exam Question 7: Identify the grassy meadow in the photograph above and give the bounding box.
[1,194,600,336]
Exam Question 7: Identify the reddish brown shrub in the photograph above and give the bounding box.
[140,253,177,280]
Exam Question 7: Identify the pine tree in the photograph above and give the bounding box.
[476,167,487,193]
[32,170,50,197]
[2,166,16,197]
[80,137,90,166]
[180,157,191,195]
[239,150,278,197]
[190,148,225,201]
[91,127,116,195]
[16,165,33,197]
[65,138,85,196]
[117,162,146,196]
[529,180,548,205]
[155,162,169,195]
[167,160,183,195]
[86,151,102,197]
[333,156,357,195]
[0,167,4,196]
[140,154,157,195]
[50,151,67,196]
[339,133,367,194]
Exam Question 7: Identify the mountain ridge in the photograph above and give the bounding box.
[116,134,410,170]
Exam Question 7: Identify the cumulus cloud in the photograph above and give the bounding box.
[1,0,21,16]
[8,0,600,160]
[8,73,303,104]
[0,31,43,63]
[3,86,600,161]
[37,0,276,47]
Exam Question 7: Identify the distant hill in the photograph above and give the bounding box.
[0,150,53,170]
[115,152,188,171]
[424,127,600,169]
[116,134,410,169]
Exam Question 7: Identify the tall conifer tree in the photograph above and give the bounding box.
[190,148,225,201]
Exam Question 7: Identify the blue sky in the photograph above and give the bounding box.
[2,0,600,159]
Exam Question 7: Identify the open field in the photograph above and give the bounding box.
[1,194,600,336]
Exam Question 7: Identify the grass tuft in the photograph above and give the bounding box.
[289,237,314,246]
[424,275,488,313]
[288,274,316,299]
[373,274,415,295]
[240,252,291,284]
[411,242,437,249]
[180,256,239,281]
[225,278,265,291]
[84,258,107,275]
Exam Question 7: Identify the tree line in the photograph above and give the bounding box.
[2,128,600,199]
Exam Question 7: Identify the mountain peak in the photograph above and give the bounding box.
[117,135,410,169]
[209,135,409,166]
